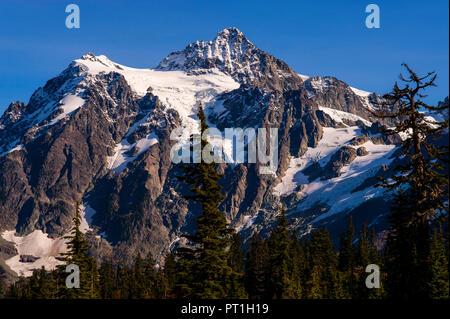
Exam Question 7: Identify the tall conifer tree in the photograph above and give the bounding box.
[176,105,235,298]
[59,202,98,299]
[370,64,449,298]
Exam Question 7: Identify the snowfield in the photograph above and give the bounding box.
[107,132,159,173]
[75,54,240,137]
[1,230,66,277]
[350,86,372,97]
[318,106,372,126]
[1,204,94,277]
[274,126,397,221]
[76,54,241,171]
[49,94,85,126]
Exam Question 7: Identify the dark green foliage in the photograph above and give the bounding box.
[175,105,236,298]
[428,224,449,299]
[228,233,247,298]
[307,229,341,299]
[99,260,114,298]
[339,217,355,272]
[5,215,442,300]
[58,202,99,299]
[370,64,449,299]
[244,232,268,299]
[163,253,176,298]
[265,208,299,298]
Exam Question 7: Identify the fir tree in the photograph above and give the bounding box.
[266,208,296,298]
[339,218,357,298]
[370,64,449,298]
[115,264,127,299]
[339,217,355,272]
[290,232,304,299]
[356,224,370,268]
[163,253,177,298]
[228,233,247,298]
[244,232,268,299]
[99,260,114,298]
[308,229,340,299]
[133,253,146,298]
[306,264,322,299]
[59,202,98,299]
[428,224,449,298]
[355,224,384,299]
[176,105,235,299]
[143,252,156,298]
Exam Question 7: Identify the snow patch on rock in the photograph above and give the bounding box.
[1,230,67,277]
[274,126,397,221]
[318,106,372,126]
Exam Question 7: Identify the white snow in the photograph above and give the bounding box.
[169,236,181,250]
[6,144,24,154]
[76,54,240,170]
[1,230,67,277]
[235,214,258,232]
[274,126,397,221]
[79,203,97,233]
[107,132,159,173]
[1,203,97,277]
[49,94,85,126]
[75,55,239,139]
[274,126,362,195]
[308,77,329,92]
[297,73,310,81]
[350,86,372,97]
[318,106,372,126]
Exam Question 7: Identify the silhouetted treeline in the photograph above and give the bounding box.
[1,212,447,299]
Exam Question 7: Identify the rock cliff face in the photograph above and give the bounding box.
[1,27,440,276]
[157,27,302,91]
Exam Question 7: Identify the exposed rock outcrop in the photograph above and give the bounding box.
[357,146,369,156]
[322,146,357,179]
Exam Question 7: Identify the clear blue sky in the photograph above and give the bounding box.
[0,0,448,114]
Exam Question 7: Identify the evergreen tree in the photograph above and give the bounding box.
[163,253,176,298]
[99,260,114,298]
[265,208,296,298]
[133,253,146,298]
[355,224,384,299]
[174,246,195,298]
[306,264,322,299]
[143,252,156,298]
[428,224,449,298]
[227,233,247,298]
[370,64,449,298]
[290,232,304,299]
[29,270,41,299]
[339,217,355,272]
[308,229,340,299]
[0,268,3,298]
[244,232,268,299]
[176,105,235,298]
[356,224,370,268]
[59,202,98,299]
[368,228,381,266]
[338,217,357,298]
[154,268,169,299]
[115,264,128,299]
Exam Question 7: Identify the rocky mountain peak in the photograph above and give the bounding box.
[156,27,301,90]
[156,27,256,72]
[79,52,116,68]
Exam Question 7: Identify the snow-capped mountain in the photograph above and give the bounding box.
[156,27,301,91]
[1,27,443,278]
